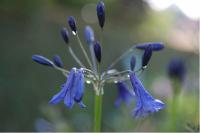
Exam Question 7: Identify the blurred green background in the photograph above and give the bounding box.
[0,0,199,132]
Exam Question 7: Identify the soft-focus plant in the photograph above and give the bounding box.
[167,57,186,131]
[32,1,165,132]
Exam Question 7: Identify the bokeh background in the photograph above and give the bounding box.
[0,0,199,132]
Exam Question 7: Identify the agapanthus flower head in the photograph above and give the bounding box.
[84,26,95,45]
[68,16,77,35]
[115,81,134,107]
[136,42,164,51]
[49,68,86,108]
[96,1,105,28]
[32,55,53,67]
[32,1,165,120]
[130,72,165,118]
[142,45,152,68]
[94,41,102,63]
[130,55,136,71]
[167,58,186,81]
[53,55,64,68]
[61,27,69,44]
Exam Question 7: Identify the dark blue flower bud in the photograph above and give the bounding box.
[142,45,152,67]
[96,1,105,28]
[53,55,64,68]
[136,42,164,51]
[32,55,53,67]
[84,26,95,44]
[61,27,69,44]
[167,58,186,81]
[130,55,136,71]
[94,41,102,63]
[67,16,77,34]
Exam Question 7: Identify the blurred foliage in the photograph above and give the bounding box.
[0,0,199,131]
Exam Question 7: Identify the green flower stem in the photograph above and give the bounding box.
[94,62,103,132]
[94,94,103,132]
[169,79,181,131]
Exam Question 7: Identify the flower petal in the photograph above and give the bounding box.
[49,86,67,105]
[49,68,75,105]
[115,81,134,107]
[74,69,85,102]
[64,90,75,109]
[130,72,165,118]
[63,68,77,108]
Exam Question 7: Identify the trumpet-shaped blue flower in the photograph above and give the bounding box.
[115,81,134,107]
[130,72,165,118]
[49,68,86,109]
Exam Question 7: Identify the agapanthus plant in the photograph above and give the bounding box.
[32,1,165,131]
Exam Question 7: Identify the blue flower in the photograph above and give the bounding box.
[167,58,186,82]
[130,72,165,118]
[135,42,164,51]
[84,26,95,44]
[32,55,53,67]
[94,41,102,63]
[61,27,70,44]
[142,45,152,67]
[115,81,134,107]
[68,16,77,34]
[49,68,86,109]
[53,55,64,68]
[96,1,105,28]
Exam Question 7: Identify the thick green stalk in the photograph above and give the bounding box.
[94,63,103,132]
[94,94,103,132]
[169,79,180,131]
[170,94,178,131]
